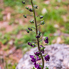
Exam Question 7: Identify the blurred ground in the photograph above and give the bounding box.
[0,0,69,69]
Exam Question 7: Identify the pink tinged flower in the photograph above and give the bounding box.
[45,55,50,61]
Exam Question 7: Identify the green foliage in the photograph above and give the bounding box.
[0,13,3,21]
[0,34,11,44]
[64,21,69,34]
[64,37,69,44]
[4,0,23,7]
[32,67,35,69]
[46,24,56,33]
[23,33,36,43]
[14,38,24,49]
[41,24,56,33]
[43,9,62,21]
[46,66,49,69]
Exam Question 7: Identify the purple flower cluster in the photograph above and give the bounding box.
[30,55,41,69]
[22,1,50,69]
[30,45,50,69]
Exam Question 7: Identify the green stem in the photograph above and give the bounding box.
[31,0,44,69]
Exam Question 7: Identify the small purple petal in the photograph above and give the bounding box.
[31,58,36,62]
[30,55,34,58]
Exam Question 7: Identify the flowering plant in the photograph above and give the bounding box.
[22,0,50,69]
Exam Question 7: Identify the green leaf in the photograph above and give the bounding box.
[32,67,35,69]
[46,66,49,69]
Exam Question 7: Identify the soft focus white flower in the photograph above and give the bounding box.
[42,8,47,14]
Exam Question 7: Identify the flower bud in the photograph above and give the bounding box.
[44,37,48,43]
[38,31,41,36]
[34,5,38,9]
[30,20,34,23]
[34,52,40,56]
[36,35,40,38]
[28,42,32,46]
[41,21,45,25]
[23,15,27,18]
[28,28,32,31]
[26,29,29,33]
[26,7,29,10]
[22,1,25,4]
[40,16,43,19]
[31,43,36,47]
[29,8,33,12]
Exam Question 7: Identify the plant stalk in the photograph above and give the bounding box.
[31,0,44,69]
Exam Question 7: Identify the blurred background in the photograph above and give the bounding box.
[0,0,69,69]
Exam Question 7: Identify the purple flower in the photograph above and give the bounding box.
[34,52,40,56]
[34,5,38,9]
[44,37,48,43]
[31,43,36,47]
[28,42,35,47]
[26,29,29,33]
[40,45,44,54]
[37,66,41,69]
[29,8,33,12]
[40,45,43,47]
[30,55,36,62]
[41,50,44,54]
[22,1,25,4]
[28,42,32,46]
[31,45,35,47]
[28,28,32,31]
[36,56,41,61]
[34,62,41,69]
[40,16,43,19]
[23,15,27,18]
[45,55,50,61]
[36,35,40,38]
